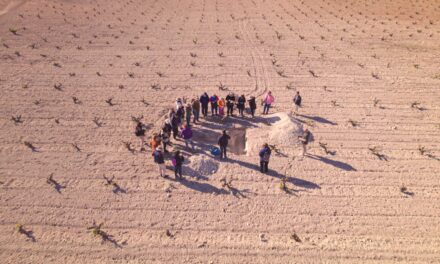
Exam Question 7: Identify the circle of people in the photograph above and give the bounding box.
[134,91,311,179]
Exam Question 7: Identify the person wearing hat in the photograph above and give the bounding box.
[175,98,184,111]
[153,146,167,177]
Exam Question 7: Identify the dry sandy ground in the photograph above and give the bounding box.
[1,0,440,263]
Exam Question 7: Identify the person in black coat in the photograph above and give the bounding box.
[237,95,246,117]
[173,151,185,179]
[225,93,235,116]
[293,91,302,115]
[135,122,147,151]
[199,92,209,117]
[218,130,231,159]
[248,96,257,117]
[171,115,180,140]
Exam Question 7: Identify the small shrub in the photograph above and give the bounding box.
[11,115,23,124]
[9,28,18,35]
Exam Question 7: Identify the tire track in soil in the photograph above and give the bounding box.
[238,19,269,99]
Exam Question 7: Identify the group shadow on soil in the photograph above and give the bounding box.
[164,113,322,196]
[230,159,320,189]
[165,175,253,198]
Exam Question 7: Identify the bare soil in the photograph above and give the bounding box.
[1,0,440,263]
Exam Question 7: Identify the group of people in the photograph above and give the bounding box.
[199,90,275,118]
[135,90,306,178]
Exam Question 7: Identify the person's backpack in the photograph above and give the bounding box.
[305,132,314,144]
[135,124,145,136]
[154,151,164,164]
[263,149,271,161]
[294,95,302,106]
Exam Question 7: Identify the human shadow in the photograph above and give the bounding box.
[402,190,415,197]
[222,182,254,198]
[296,114,337,125]
[167,177,228,195]
[47,175,66,194]
[228,186,253,198]
[112,185,126,194]
[426,154,440,161]
[99,231,123,248]
[19,229,36,242]
[307,154,356,171]
[226,158,320,190]
[184,163,210,180]
[179,178,229,195]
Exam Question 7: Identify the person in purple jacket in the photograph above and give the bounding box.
[180,124,195,150]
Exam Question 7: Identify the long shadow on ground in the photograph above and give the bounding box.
[307,154,356,171]
[166,177,229,195]
[225,158,320,190]
[296,114,337,125]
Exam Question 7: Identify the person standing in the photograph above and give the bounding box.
[263,91,275,114]
[153,146,167,177]
[185,103,192,127]
[160,128,171,153]
[191,98,200,124]
[173,150,184,179]
[135,122,147,151]
[180,124,195,150]
[176,104,185,124]
[171,115,180,140]
[226,92,235,116]
[200,92,209,118]
[237,95,246,117]
[150,132,161,153]
[298,128,312,156]
[175,98,184,111]
[293,91,302,115]
[168,109,176,121]
[218,130,231,159]
[218,97,226,116]
[259,143,272,173]
[210,94,219,116]
[248,96,257,117]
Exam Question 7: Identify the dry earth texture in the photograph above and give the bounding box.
[1,0,440,263]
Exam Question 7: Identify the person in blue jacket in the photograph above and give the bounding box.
[210,94,219,116]
[259,143,272,173]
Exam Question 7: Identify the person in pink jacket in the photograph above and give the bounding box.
[263,91,274,114]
